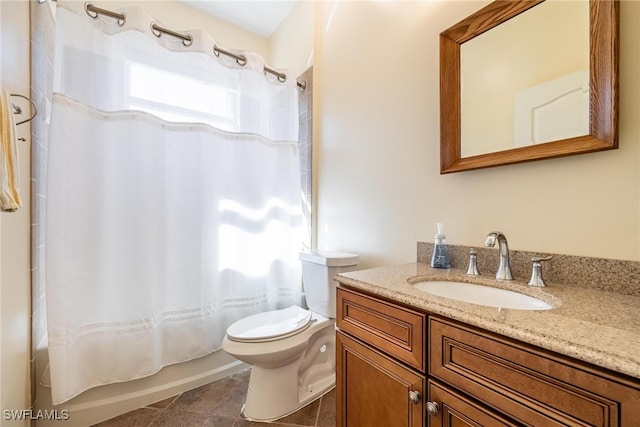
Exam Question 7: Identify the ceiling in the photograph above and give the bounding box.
[181,1,298,38]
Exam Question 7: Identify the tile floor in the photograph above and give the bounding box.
[93,369,336,427]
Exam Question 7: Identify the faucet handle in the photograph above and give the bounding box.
[528,256,552,287]
[466,249,480,276]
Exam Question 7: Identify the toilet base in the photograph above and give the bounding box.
[241,327,336,422]
[243,371,335,422]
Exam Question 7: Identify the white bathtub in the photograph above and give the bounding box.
[34,349,246,426]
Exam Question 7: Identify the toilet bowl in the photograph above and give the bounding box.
[222,307,335,421]
[222,250,359,422]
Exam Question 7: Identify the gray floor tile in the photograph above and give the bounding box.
[316,390,336,427]
[149,410,235,427]
[92,407,162,427]
[146,394,181,409]
[98,368,335,426]
[276,398,320,426]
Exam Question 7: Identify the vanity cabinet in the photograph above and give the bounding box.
[336,287,426,427]
[336,286,640,427]
[429,316,640,426]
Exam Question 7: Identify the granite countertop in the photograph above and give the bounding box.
[336,262,640,381]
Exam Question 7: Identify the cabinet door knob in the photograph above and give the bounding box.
[408,390,421,404]
[426,401,439,416]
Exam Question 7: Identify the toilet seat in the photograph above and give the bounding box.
[226,305,313,343]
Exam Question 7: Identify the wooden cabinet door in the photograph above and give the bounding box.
[427,380,519,427]
[337,331,425,427]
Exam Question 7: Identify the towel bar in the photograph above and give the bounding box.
[10,93,37,126]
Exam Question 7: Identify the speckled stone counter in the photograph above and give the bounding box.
[335,262,640,380]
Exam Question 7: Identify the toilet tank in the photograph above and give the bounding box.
[299,250,359,318]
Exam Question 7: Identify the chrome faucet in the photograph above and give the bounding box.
[484,231,513,280]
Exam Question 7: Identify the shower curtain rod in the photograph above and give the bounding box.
[82,3,306,92]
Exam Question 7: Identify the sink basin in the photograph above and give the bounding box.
[413,281,553,310]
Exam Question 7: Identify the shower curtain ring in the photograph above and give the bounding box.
[213,45,247,67]
[85,2,99,18]
[85,3,125,26]
[150,23,161,38]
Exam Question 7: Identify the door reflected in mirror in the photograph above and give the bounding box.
[460,0,589,158]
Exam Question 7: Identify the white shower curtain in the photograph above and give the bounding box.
[45,2,304,404]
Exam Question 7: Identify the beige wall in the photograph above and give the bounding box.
[1,0,32,424]
[270,1,314,75]
[314,0,640,266]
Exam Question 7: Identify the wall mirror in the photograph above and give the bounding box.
[440,0,619,174]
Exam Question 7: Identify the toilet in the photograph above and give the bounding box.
[222,250,359,422]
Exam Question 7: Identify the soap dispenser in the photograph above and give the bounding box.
[430,222,451,269]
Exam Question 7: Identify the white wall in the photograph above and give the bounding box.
[1,0,32,425]
[315,1,640,267]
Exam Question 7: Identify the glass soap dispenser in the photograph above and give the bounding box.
[430,222,451,269]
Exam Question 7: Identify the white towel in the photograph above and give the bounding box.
[0,89,22,212]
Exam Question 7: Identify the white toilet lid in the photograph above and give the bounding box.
[226,305,313,342]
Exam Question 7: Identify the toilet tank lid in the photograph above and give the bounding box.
[299,250,359,267]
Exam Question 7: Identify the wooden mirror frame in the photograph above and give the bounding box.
[440,0,619,174]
